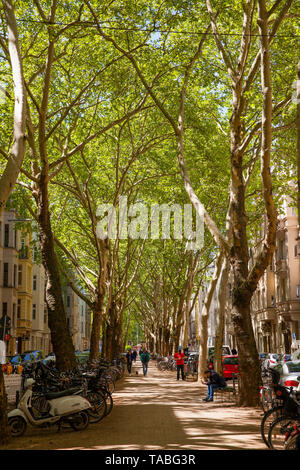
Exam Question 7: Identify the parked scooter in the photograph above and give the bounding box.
[8,378,92,437]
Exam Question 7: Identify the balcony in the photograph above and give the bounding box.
[276,300,300,321]
[275,259,287,278]
[256,307,276,322]
[18,246,29,260]
[17,318,32,330]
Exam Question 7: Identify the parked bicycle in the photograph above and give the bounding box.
[260,368,300,450]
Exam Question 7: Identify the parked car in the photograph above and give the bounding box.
[22,350,44,362]
[222,355,239,379]
[43,353,56,365]
[292,349,300,361]
[10,350,44,366]
[276,353,292,364]
[208,345,231,360]
[273,360,300,390]
[282,354,292,362]
[75,350,91,363]
[259,353,268,362]
[10,354,24,365]
[186,352,199,371]
[263,353,281,369]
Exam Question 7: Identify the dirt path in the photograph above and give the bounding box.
[0,361,267,450]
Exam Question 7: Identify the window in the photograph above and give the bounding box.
[271,295,275,306]
[32,304,36,320]
[18,265,22,286]
[223,357,238,365]
[33,275,37,291]
[3,263,8,287]
[12,304,16,327]
[281,279,287,301]
[287,363,300,373]
[295,245,299,257]
[2,302,7,316]
[296,285,300,299]
[279,240,285,260]
[32,246,38,262]
[17,299,21,319]
[4,224,9,247]
[13,265,17,288]
[67,296,70,307]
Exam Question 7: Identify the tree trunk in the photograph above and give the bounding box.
[198,252,223,379]
[35,181,77,371]
[297,60,300,230]
[0,369,10,445]
[0,0,26,214]
[214,257,230,374]
[90,300,104,361]
[0,0,27,444]
[90,240,109,360]
[229,0,277,406]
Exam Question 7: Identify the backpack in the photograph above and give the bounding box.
[141,352,149,363]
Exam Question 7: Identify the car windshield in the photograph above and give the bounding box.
[223,357,238,365]
[208,347,230,356]
[287,363,300,373]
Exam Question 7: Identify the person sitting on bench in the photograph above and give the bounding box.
[202,369,227,402]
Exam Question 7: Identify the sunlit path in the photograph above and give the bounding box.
[0,360,267,450]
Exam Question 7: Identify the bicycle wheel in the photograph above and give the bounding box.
[260,387,274,413]
[260,405,284,448]
[285,431,300,450]
[268,415,298,450]
[103,390,113,416]
[87,391,107,423]
[98,388,113,416]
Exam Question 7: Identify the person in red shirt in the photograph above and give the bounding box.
[174,347,187,381]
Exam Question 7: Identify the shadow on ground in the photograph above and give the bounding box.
[0,362,267,450]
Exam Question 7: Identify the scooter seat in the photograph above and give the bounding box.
[44,387,81,400]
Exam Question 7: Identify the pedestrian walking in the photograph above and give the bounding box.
[201,369,227,402]
[133,349,137,362]
[174,346,187,381]
[140,347,150,376]
[126,349,134,376]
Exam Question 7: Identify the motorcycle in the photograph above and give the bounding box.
[8,378,92,437]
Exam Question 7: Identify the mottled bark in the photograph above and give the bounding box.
[198,252,224,379]
[297,60,300,229]
[0,0,26,214]
[0,0,26,443]
[214,257,230,374]
[34,181,77,371]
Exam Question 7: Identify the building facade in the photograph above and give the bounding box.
[0,210,90,357]
[189,196,300,355]
[251,196,300,354]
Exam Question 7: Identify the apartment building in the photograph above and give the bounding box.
[64,282,91,351]
[188,194,300,356]
[251,196,300,354]
[1,209,90,357]
[0,210,19,353]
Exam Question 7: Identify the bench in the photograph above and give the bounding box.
[214,374,239,404]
